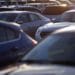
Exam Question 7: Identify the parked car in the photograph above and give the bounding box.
[42,5,75,22]
[35,22,75,41]
[60,9,75,22]
[0,6,41,13]
[0,21,37,64]
[14,6,41,13]
[0,11,50,38]
[1,25,75,75]
[0,7,14,11]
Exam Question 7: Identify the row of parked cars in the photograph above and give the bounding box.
[1,4,75,75]
[0,5,74,62]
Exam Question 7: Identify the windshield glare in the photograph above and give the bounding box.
[23,34,75,63]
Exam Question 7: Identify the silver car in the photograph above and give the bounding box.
[0,11,50,38]
[35,22,75,41]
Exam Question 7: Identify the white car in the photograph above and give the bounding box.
[0,11,50,38]
[35,22,75,41]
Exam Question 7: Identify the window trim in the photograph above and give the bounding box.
[0,33,21,45]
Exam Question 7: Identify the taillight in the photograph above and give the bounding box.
[31,39,38,45]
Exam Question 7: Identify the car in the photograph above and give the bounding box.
[35,22,75,42]
[0,21,37,64]
[0,7,14,11]
[1,25,75,75]
[0,6,41,13]
[0,11,50,38]
[14,6,41,13]
[60,9,75,22]
[42,5,75,22]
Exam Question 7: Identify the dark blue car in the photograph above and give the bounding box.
[0,21,37,63]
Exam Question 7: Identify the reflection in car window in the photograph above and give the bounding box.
[0,13,18,22]
[30,14,41,21]
[25,35,75,62]
[0,26,19,43]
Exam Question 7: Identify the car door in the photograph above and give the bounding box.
[0,26,21,60]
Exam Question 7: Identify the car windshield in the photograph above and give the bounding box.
[22,34,75,65]
[0,13,18,22]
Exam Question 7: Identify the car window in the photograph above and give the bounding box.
[30,13,41,21]
[24,34,75,62]
[0,26,19,43]
[61,12,75,22]
[17,13,31,24]
[48,36,75,61]
[6,28,19,41]
[0,13,17,22]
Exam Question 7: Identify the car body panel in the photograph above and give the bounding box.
[35,22,75,41]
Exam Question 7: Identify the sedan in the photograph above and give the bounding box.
[0,21,37,64]
[0,11,50,38]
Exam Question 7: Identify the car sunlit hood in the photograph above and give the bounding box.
[1,64,75,75]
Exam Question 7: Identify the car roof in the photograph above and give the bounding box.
[53,25,75,35]
[0,21,21,31]
[0,10,40,14]
[0,6,41,12]
[14,5,39,9]
[64,9,75,13]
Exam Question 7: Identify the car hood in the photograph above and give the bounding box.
[1,64,75,75]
